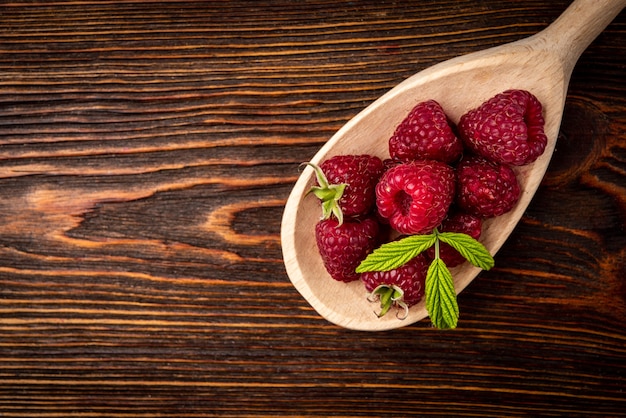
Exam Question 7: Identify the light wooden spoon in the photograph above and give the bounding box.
[281,0,625,331]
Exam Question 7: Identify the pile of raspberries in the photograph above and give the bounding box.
[308,89,548,313]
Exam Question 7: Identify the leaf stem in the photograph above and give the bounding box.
[433,228,441,260]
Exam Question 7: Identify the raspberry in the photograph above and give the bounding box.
[309,154,384,224]
[427,212,483,267]
[362,253,429,317]
[315,216,381,283]
[389,100,463,164]
[376,160,456,235]
[456,155,521,218]
[458,89,547,166]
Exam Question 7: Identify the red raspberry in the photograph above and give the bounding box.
[315,216,381,283]
[361,253,429,317]
[456,155,520,218]
[389,100,463,164]
[376,160,456,235]
[427,212,483,267]
[458,89,547,166]
[309,155,384,224]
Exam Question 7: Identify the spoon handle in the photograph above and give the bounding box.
[539,0,626,72]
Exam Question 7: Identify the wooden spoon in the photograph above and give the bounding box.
[281,0,626,331]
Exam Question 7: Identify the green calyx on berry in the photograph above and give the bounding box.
[356,229,494,329]
[367,284,409,320]
[305,162,346,225]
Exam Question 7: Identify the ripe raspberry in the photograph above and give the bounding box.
[389,100,463,164]
[456,155,520,218]
[315,216,381,283]
[309,154,384,224]
[376,160,456,235]
[362,253,429,317]
[427,212,483,267]
[458,89,547,166]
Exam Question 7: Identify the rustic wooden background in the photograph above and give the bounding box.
[1,0,625,416]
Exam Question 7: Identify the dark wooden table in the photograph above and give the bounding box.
[1,1,625,416]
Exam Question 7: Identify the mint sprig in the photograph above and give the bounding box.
[356,229,494,329]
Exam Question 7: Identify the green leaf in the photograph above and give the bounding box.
[425,258,459,329]
[356,233,437,273]
[437,232,495,270]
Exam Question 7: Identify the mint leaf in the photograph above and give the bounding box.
[437,231,495,270]
[356,233,436,273]
[425,257,459,329]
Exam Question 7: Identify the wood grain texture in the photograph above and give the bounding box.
[1,0,625,416]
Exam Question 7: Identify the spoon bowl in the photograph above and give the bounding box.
[281,0,625,331]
